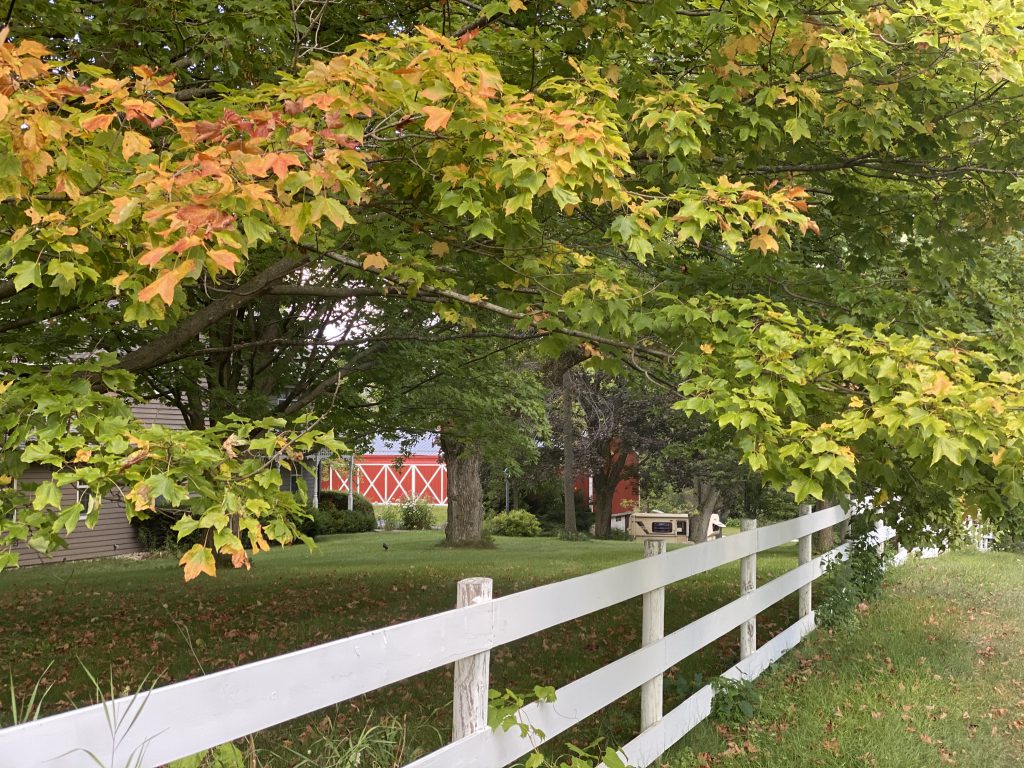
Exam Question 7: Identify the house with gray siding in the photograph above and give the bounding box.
[10,403,187,567]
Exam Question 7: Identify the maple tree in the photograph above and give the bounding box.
[4,0,1024,576]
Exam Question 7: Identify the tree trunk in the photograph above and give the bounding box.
[689,477,722,544]
[561,369,578,534]
[812,500,835,555]
[593,476,614,538]
[593,442,630,538]
[441,433,485,546]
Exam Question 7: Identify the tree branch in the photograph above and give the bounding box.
[118,253,310,374]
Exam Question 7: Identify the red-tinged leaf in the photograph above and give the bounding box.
[458,28,481,47]
[208,248,239,274]
[422,106,453,132]
[268,152,302,179]
[81,113,115,132]
[230,548,251,571]
[122,130,151,160]
[179,544,216,582]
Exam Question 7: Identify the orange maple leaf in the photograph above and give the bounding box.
[207,249,239,274]
[267,152,302,179]
[82,113,115,132]
[362,252,389,271]
[422,106,453,132]
[138,259,194,305]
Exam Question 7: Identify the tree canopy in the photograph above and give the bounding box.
[4,0,1024,575]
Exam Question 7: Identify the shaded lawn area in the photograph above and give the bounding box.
[0,531,804,762]
[665,549,1024,768]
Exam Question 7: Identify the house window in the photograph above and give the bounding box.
[76,482,92,522]
[286,467,304,494]
[9,477,18,523]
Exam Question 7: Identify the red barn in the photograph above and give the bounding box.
[321,435,640,516]
[322,436,447,505]
[574,448,640,519]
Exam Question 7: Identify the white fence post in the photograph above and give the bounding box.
[798,504,812,619]
[739,518,757,659]
[453,577,493,741]
[640,539,666,730]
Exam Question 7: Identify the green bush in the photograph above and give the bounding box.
[303,491,377,536]
[320,490,374,517]
[486,509,542,537]
[518,477,593,534]
[400,497,433,530]
[816,530,888,628]
[377,505,402,531]
[131,509,202,552]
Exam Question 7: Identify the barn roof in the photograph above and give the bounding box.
[368,433,440,457]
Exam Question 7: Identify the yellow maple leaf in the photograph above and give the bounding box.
[924,371,953,398]
[569,0,587,19]
[121,130,151,160]
[992,447,1006,466]
[849,396,864,408]
[179,544,217,582]
[700,343,715,354]
[362,252,389,270]
[830,54,849,78]
[748,232,779,253]
[431,240,450,256]
[509,0,527,10]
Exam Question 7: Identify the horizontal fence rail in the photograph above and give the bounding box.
[1,505,889,768]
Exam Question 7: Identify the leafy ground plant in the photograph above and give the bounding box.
[489,687,630,768]
[710,677,760,725]
[815,531,888,629]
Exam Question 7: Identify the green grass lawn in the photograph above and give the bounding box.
[664,549,1024,768]
[0,531,804,763]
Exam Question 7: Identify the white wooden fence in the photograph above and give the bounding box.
[0,505,895,768]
